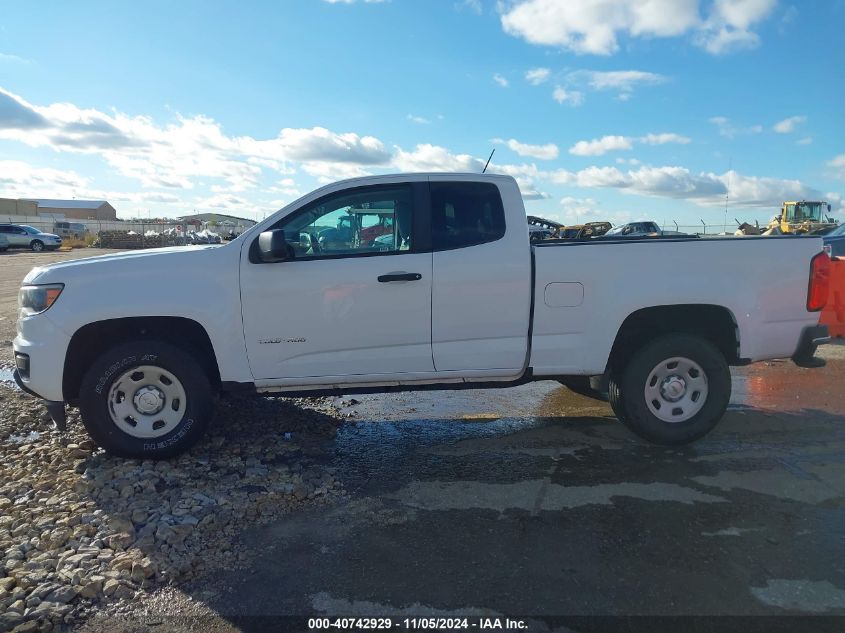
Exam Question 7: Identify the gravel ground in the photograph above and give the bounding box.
[0,379,355,632]
[0,378,352,631]
[0,249,356,632]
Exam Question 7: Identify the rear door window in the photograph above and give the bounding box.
[430,182,506,251]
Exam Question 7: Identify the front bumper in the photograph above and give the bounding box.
[13,312,71,402]
[792,324,830,368]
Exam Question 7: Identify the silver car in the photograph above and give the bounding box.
[0,224,62,252]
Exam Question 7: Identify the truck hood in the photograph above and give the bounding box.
[24,245,224,284]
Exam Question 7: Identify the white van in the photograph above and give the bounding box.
[53,221,88,239]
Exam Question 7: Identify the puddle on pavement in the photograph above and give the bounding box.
[332,414,556,491]
[0,366,16,386]
[329,361,845,489]
[732,360,845,415]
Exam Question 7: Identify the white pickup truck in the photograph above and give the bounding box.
[13,174,831,458]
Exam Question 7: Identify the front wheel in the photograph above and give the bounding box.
[30,240,44,252]
[79,340,214,458]
[613,334,731,445]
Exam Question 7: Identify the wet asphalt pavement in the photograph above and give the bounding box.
[163,347,845,628]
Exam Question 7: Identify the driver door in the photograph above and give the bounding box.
[240,182,434,381]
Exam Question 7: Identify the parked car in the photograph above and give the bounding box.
[0,234,8,251]
[605,221,662,237]
[560,221,613,239]
[13,174,829,458]
[53,221,88,239]
[0,224,62,251]
[823,223,845,258]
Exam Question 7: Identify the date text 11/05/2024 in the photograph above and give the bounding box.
[307,617,528,630]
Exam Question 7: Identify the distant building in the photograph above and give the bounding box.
[0,198,38,216]
[25,199,117,221]
[177,212,256,227]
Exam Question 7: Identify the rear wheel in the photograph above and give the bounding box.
[30,240,44,252]
[612,334,730,445]
[79,340,214,458]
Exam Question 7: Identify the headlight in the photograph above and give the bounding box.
[19,284,64,316]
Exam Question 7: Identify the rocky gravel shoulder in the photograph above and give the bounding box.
[0,378,353,632]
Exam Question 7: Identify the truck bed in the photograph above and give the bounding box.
[529,234,824,376]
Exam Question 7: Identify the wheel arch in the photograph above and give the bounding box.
[63,316,221,403]
[606,304,740,375]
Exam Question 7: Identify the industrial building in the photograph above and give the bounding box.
[0,198,117,220]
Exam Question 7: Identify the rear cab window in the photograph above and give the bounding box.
[430,182,506,251]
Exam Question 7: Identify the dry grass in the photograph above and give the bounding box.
[60,235,97,249]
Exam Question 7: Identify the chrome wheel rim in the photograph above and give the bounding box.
[107,365,186,438]
[644,356,708,423]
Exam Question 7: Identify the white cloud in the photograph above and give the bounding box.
[493,73,509,88]
[797,136,813,146]
[493,137,559,160]
[773,115,806,134]
[500,0,700,55]
[0,86,390,192]
[640,132,691,146]
[569,135,634,156]
[407,114,430,125]
[828,155,845,180]
[0,160,89,199]
[392,144,485,172]
[0,53,34,65]
[568,132,689,157]
[499,0,776,56]
[490,162,551,200]
[708,116,762,139]
[551,164,830,210]
[584,70,667,92]
[458,0,483,14]
[525,67,551,85]
[301,161,373,183]
[697,0,777,54]
[552,86,584,106]
[557,196,600,221]
[391,145,550,199]
[557,69,668,101]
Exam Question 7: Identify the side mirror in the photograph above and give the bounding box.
[258,229,293,263]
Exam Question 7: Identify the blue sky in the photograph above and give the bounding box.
[0,0,843,227]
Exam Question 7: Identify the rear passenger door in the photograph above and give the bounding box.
[429,179,532,372]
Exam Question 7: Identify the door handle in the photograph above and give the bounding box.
[378,272,422,283]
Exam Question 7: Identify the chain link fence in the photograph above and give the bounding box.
[2,214,762,251]
[0,216,249,249]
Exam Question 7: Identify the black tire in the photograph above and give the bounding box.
[614,334,731,445]
[79,340,214,458]
[30,240,44,252]
[558,376,608,402]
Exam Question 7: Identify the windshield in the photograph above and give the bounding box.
[789,202,823,222]
[829,223,845,237]
[20,225,40,234]
[606,226,625,235]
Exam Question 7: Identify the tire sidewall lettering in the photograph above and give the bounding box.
[142,417,194,452]
[94,354,159,394]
